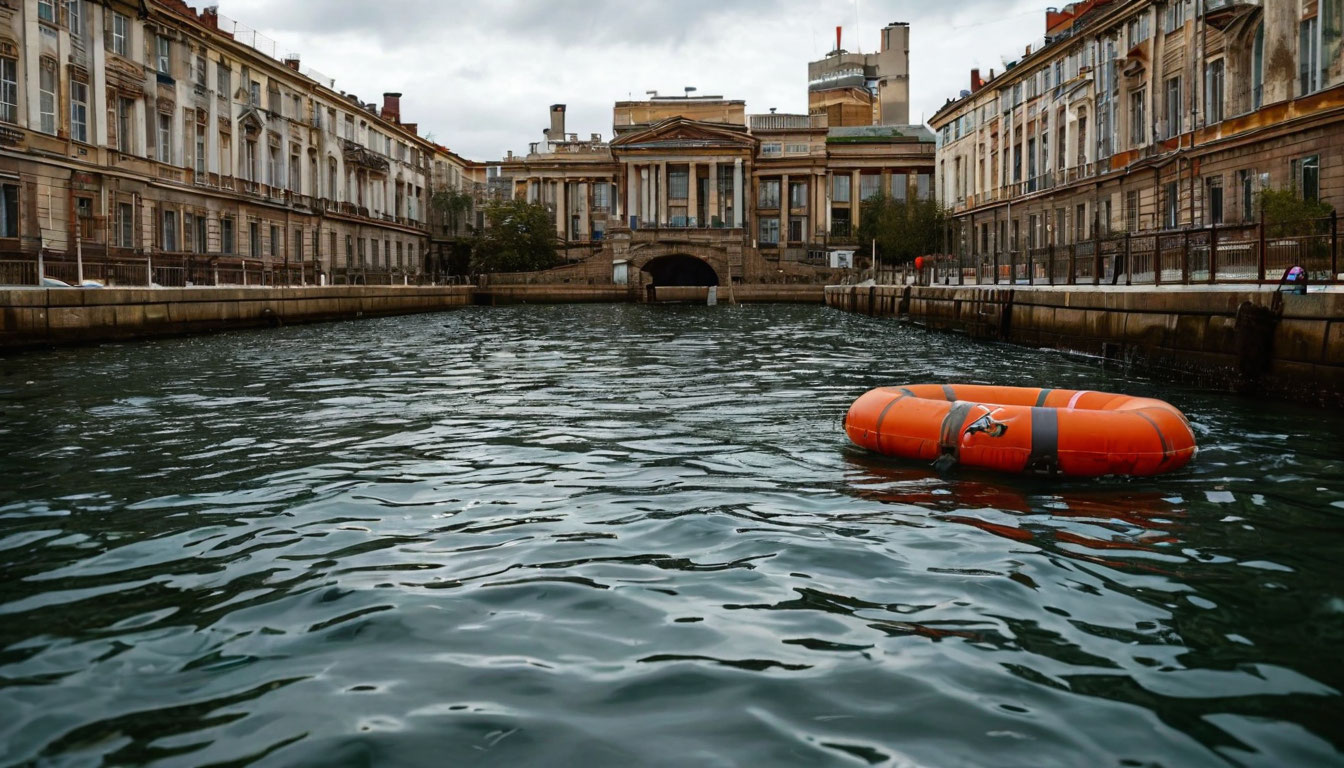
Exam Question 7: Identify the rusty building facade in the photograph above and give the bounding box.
[930,0,1342,265]
[0,0,448,286]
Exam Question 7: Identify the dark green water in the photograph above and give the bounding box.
[1,304,1342,768]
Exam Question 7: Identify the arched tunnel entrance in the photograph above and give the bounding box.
[642,254,720,286]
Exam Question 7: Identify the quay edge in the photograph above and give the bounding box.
[824,284,1344,408]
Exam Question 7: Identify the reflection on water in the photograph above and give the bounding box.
[0,304,1341,767]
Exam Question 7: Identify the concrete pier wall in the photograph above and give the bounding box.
[824,284,1344,407]
[1,286,473,350]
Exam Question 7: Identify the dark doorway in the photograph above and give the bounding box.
[642,255,719,286]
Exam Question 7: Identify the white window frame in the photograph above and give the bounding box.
[156,112,171,163]
[156,35,171,75]
[0,58,16,124]
[69,79,88,143]
[111,12,128,56]
[39,59,56,135]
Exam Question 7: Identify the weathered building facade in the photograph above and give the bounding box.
[0,0,440,286]
[930,0,1341,265]
[498,32,935,290]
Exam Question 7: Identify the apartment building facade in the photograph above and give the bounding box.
[0,0,439,285]
[930,0,1341,263]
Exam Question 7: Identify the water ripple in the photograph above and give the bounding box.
[1,304,1341,767]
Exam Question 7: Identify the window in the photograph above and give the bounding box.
[38,0,55,23]
[156,113,171,163]
[65,0,81,35]
[1205,177,1223,225]
[1294,155,1320,201]
[217,61,230,98]
[39,59,56,134]
[832,174,850,203]
[156,35,171,75]
[789,181,807,209]
[668,168,688,199]
[1251,23,1264,110]
[268,145,280,186]
[761,142,782,158]
[758,179,780,208]
[115,98,133,152]
[917,173,932,200]
[594,182,610,210]
[292,94,301,120]
[327,157,337,199]
[860,174,881,201]
[785,143,809,155]
[383,239,390,267]
[1163,0,1185,33]
[1164,77,1181,138]
[1130,89,1145,145]
[1300,17,1320,95]
[0,58,16,124]
[117,202,133,247]
[249,221,260,256]
[1126,190,1139,232]
[162,209,177,251]
[396,240,403,268]
[243,140,256,181]
[111,12,128,55]
[270,225,279,257]
[1325,1,1343,96]
[1075,204,1086,241]
[1164,181,1179,229]
[194,55,206,86]
[1127,13,1150,46]
[250,80,260,106]
[1204,59,1224,125]
[182,213,193,252]
[1239,169,1255,222]
[194,214,206,253]
[788,216,806,242]
[69,80,88,143]
[289,150,300,193]
[758,216,779,245]
[195,123,206,174]
[890,173,907,201]
[0,184,18,238]
[346,234,353,267]
[221,216,234,253]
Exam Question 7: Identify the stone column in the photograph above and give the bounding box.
[658,161,669,227]
[781,172,790,242]
[626,160,637,223]
[556,180,566,238]
[687,161,698,227]
[708,161,719,226]
[823,171,832,235]
[641,165,651,225]
[733,157,744,229]
[851,170,861,222]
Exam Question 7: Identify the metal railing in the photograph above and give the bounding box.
[898,214,1339,288]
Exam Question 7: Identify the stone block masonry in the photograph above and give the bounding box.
[824,285,1344,408]
[0,286,472,350]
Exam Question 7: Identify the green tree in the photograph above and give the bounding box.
[856,192,949,264]
[429,187,475,235]
[1257,188,1333,238]
[469,198,559,274]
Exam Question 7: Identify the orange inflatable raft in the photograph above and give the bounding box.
[844,384,1196,477]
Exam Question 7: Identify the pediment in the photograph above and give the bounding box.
[237,107,266,135]
[611,118,756,150]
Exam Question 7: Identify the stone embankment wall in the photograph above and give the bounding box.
[825,284,1344,406]
[1,286,472,350]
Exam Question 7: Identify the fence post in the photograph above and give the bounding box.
[1092,235,1101,286]
[1257,208,1267,282]
[992,249,999,285]
[1118,231,1128,287]
[36,249,44,286]
[1181,229,1190,284]
[1027,248,1034,286]
[1208,224,1218,284]
[1009,249,1017,286]
[1332,210,1338,281]
[146,254,153,286]
[1048,243,1055,286]
[1155,237,1163,286]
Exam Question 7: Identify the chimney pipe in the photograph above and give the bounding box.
[283,54,301,71]
[970,68,981,93]
[836,26,842,52]
[381,92,402,123]
[548,104,566,140]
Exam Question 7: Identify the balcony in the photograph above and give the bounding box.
[340,138,390,172]
[749,113,828,131]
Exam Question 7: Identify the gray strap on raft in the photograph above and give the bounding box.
[1026,407,1060,474]
[934,401,975,472]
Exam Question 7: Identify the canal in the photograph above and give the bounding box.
[1,304,1341,767]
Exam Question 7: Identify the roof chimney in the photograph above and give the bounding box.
[548,104,566,141]
[283,53,301,71]
[381,92,402,123]
[835,26,842,53]
[201,5,220,30]
[970,68,982,93]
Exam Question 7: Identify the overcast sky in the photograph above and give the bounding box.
[218,0,1047,161]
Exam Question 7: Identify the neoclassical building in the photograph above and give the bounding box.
[930,0,1341,260]
[497,95,935,287]
[0,0,448,285]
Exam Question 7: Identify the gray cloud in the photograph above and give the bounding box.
[218,0,1045,159]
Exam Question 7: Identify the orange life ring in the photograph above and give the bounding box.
[844,384,1197,477]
